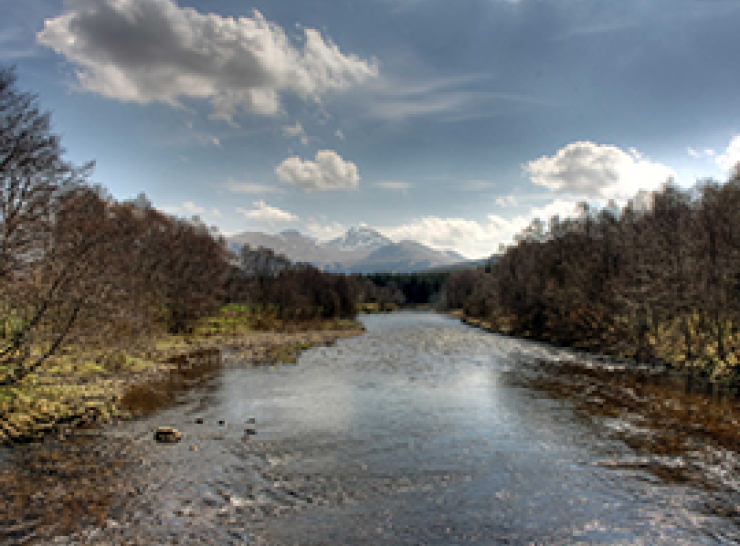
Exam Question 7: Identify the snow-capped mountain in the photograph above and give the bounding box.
[325,226,392,252]
[227,226,470,273]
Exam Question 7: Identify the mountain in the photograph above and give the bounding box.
[344,240,461,274]
[226,227,469,274]
[442,249,467,262]
[425,254,501,272]
[325,226,392,252]
[227,230,346,266]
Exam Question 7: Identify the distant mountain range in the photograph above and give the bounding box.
[227,226,473,274]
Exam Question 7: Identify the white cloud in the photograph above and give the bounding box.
[37,1,379,122]
[236,200,298,222]
[717,136,740,172]
[180,120,221,146]
[225,179,283,194]
[305,219,347,241]
[182,200,205,214]
[523,141,676,200]
[276,150,360,191]
[688,147,717,160]
[378,198,590,259]
[495,195,518,207]
[375,181,413,191]
[282,122,309,145]
[366,73,550,123]
[161,200,219,217]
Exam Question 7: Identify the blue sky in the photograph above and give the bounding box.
[3,0,740,258]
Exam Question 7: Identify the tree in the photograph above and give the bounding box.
[135,210,230,334]
[0,66,93,281]
[0,66,95,384]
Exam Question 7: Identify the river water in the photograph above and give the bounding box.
[5,312,739,545]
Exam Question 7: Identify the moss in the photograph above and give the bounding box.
[268,342,315,365]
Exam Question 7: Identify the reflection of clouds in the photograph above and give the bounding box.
[220,366,357,434]
[268,367,357,434]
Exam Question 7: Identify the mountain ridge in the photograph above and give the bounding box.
[227,227,470,274]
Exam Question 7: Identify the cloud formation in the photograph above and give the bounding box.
[236,200,298,222]
[379,198,590,258]
[276,150,360,191]
[495,195,518,207]
[37,0,378,122]
[688,147,716,159]
[182,201,205,214]
[305,219,347,241]
[523,141,675,199]
[282,122,309,145]
[161,200,217,217]
[717,136,740,172]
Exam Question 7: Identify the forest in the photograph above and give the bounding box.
[439,176,740,385]
[0,67,362,387]
[360,272,450,306]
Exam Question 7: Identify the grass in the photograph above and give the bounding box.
[0,305,364,444]
[357,302,400,314]
[267,342,316,365]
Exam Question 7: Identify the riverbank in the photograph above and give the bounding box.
[447,311,740,496]
[0,310,365,446]
[453,311,740,490]
[356,302,400,314]
[457,312,740,395]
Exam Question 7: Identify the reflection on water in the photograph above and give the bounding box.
[2,311,739,545]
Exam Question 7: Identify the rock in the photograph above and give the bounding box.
[218,420,226,426]
[155,426,182,443]
[195,418,204,424]
[190,445,198,452]
[244,427,257,436]
[246,417,256,424]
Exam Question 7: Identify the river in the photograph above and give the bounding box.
[3,311,738,545]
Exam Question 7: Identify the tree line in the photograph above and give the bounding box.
[225,244,358,321]
[440,174,740,382]
[0,66,360,386]
[360,272,450,305]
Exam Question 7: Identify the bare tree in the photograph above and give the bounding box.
[0,67,95,384]
[0,66,93,281]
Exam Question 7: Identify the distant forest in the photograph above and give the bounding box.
[361,272,450,305]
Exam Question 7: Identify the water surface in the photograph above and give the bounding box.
[7,312,740,544]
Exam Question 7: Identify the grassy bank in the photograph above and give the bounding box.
[457,311,740,393]
[0,305,364,445]
[356,302,400,314]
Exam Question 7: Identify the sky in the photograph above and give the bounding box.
[2,0,740,259]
